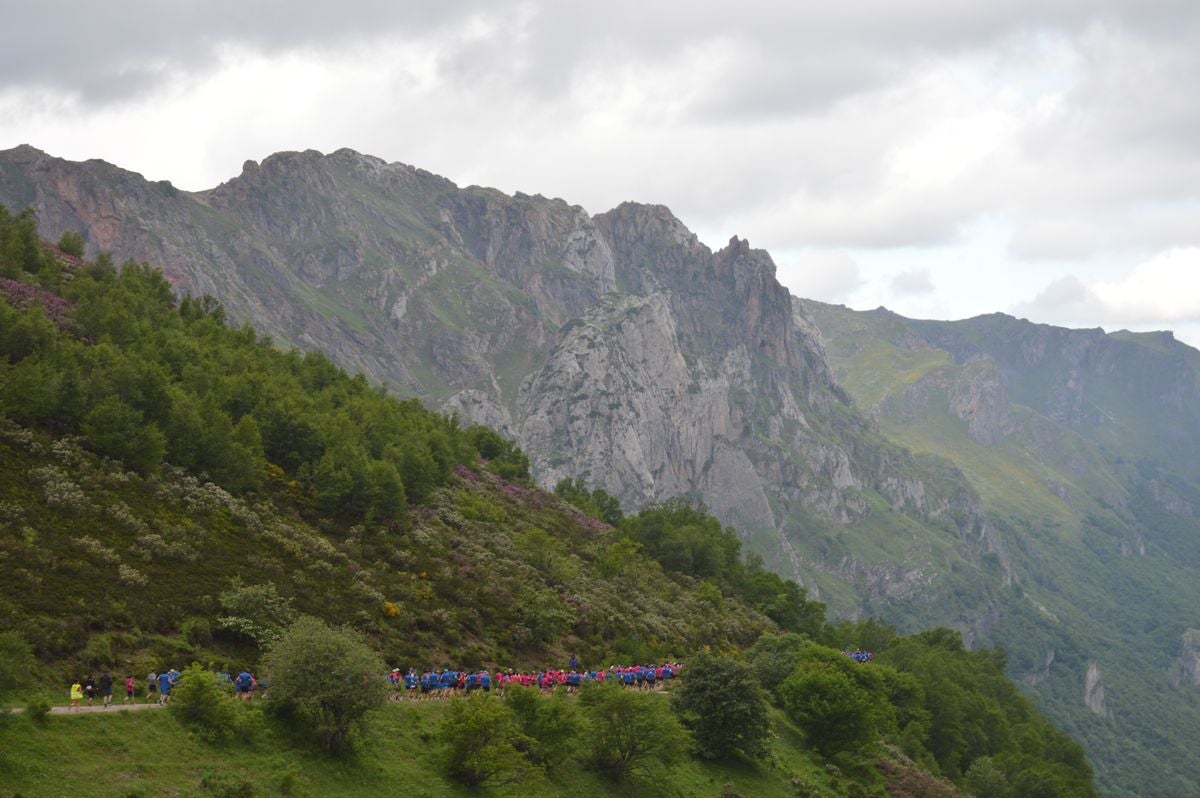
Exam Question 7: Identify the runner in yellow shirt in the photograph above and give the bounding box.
[69,680,83,711]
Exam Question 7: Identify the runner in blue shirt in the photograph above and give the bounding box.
[235,670,254,701]
[158,671,174,704]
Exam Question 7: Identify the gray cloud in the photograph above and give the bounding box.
[891,269,936,296]
[1008,219,1097,260]
[0,1,490,102]
[7,0,1196,110]
[3,0,1199,325]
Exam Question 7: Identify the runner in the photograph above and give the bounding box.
[69,679,83,711]
[234,669,254,701]
[157,670,173,704]
[99,671,114,708]
[124,674,136,704]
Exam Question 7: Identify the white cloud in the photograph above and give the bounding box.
[777,251,863,303]
[1015,247,1200,327]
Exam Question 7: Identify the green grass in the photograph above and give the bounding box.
[0,701,885,798]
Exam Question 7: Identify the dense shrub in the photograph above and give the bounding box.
[0,209,533,522]
[168,664,244,742]
[616,499,827,637]
[671,651,771,760]
[506,685,581,767]
[262,616,388,756]
[437,694,537,788]
[579,682,690,780]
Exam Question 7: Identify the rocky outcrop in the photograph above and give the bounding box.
[518,293,777,531]
[1024,649,1056,686]
[1084,661,1108,716]
[1170,629,1200,688]
[903,314,1200,472]
[877,356,1011,446]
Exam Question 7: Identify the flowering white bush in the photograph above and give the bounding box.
[77,535,120,565]
[30,465,94,513]
[118,563,148,586]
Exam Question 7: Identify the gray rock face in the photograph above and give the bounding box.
[1084,661,1108,716]
[517,293,777,533]
[1170,629,1200,688]
[0,145,1001,606]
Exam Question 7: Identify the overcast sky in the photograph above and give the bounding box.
[2,1,1199,346]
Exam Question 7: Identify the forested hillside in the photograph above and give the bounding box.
[0,209,1097,797]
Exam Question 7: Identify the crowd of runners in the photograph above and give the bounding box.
[67,667,262,709]
[65,660,681,708]
[386,661,683,699]
[63,653,884,710]
[67,669,179,710]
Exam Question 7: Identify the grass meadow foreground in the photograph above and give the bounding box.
[0,697,884,798]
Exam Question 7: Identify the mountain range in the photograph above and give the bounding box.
[2,144,1199,796]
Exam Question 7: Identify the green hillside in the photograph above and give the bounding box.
[0,210,1097,796]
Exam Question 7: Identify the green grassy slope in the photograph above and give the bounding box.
[0,418,770,683]
[0,701,952,798]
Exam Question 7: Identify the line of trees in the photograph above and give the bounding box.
[555,486,828,639]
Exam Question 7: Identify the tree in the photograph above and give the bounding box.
[778,660,877,757]
[671,651,771,759]
[618,499,741,585]
[964,756,1007,798]
[56,231,84,258]
[745,632,811,695]
[555,477,624,525]
[81,395,166,474]
[516,588,576,646]
[168,664,242,741]
[507,685,582,767]
[262,616,388,755]
[437,694,538,788]
[579,682,690,779]
[467,425,530,480]
[216,580,294,648]
[738,557,827,638]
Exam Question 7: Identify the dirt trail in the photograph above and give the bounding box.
[5,702,167,715]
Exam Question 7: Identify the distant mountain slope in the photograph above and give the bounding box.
[801,300,1200,797]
